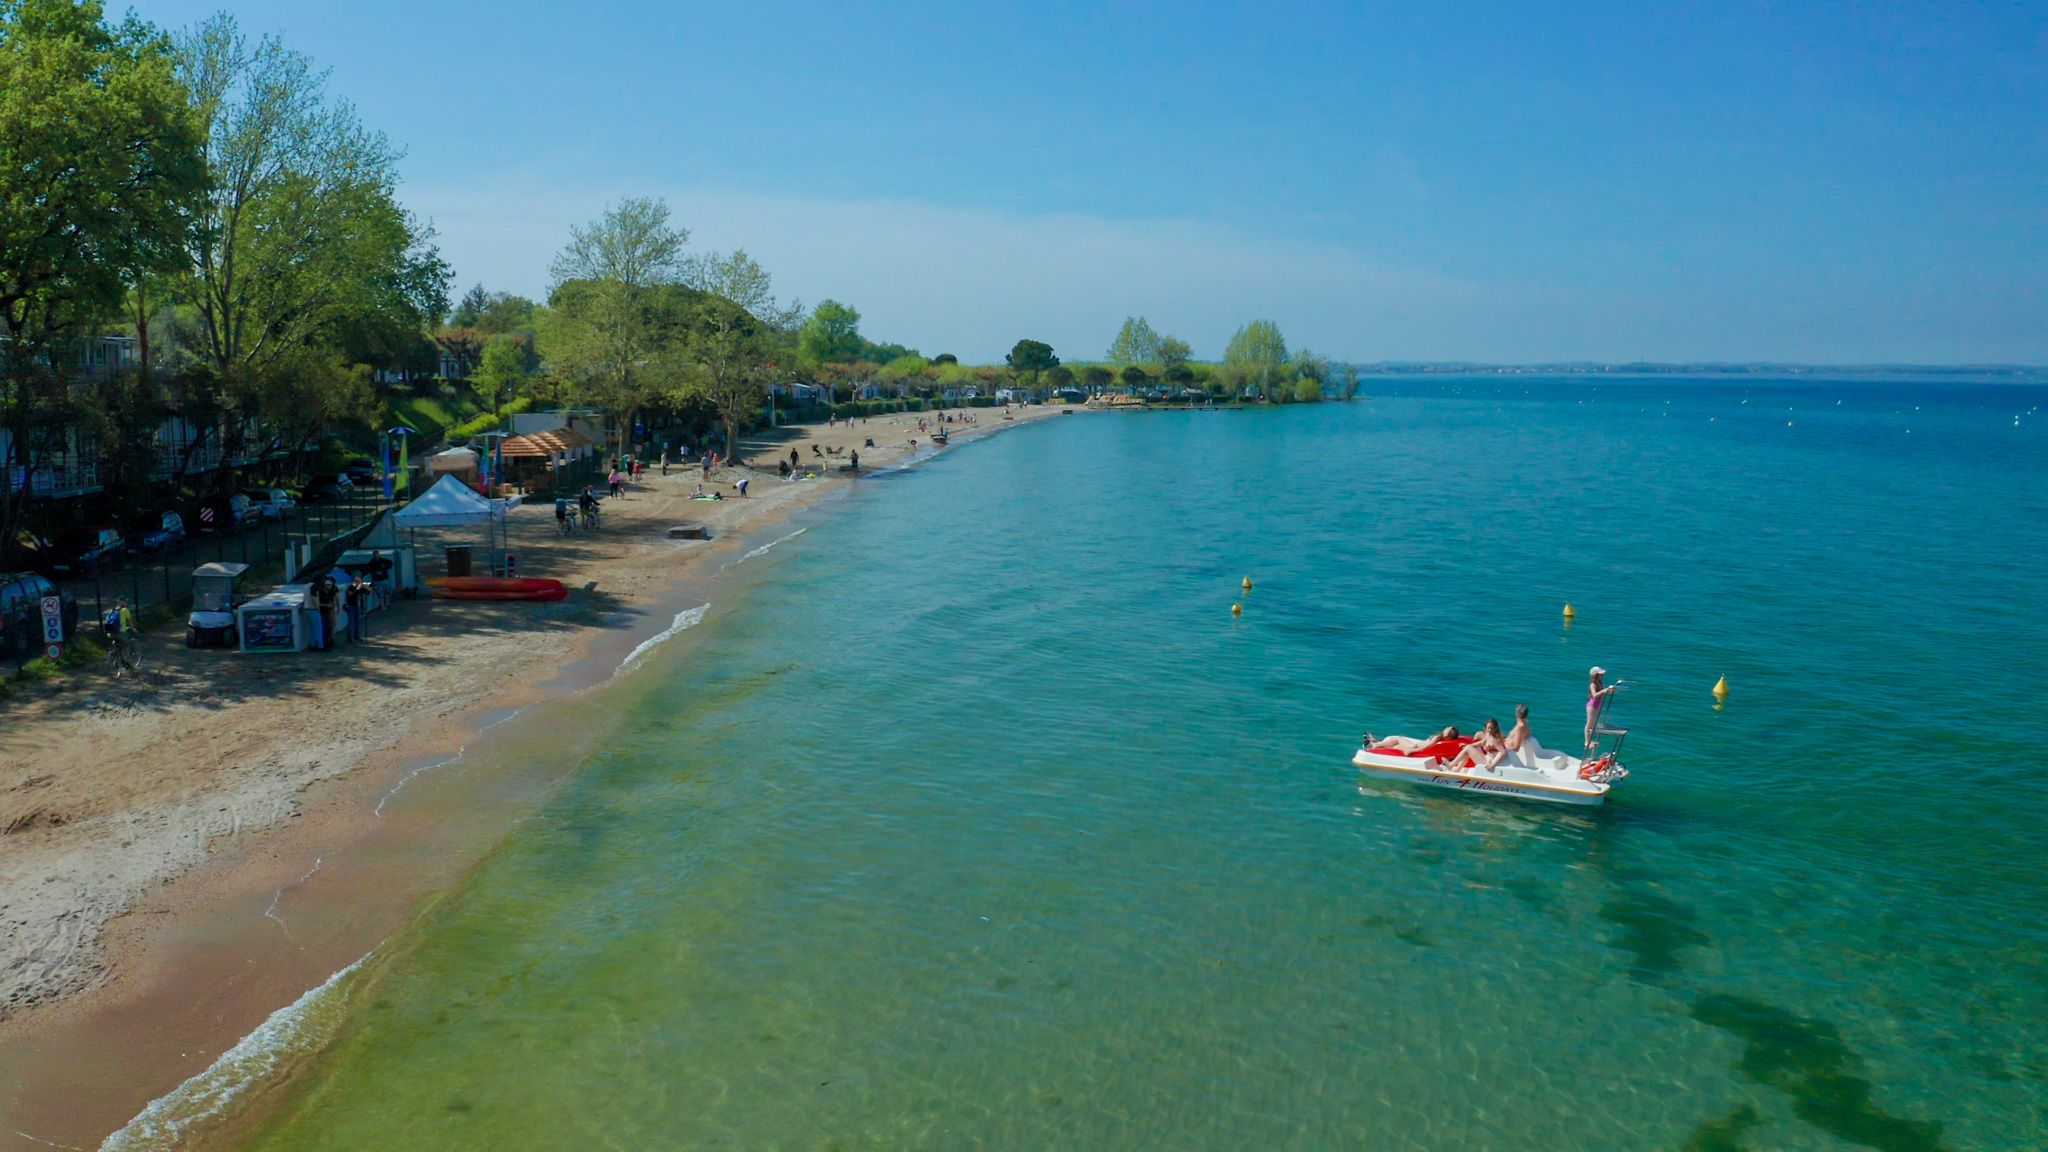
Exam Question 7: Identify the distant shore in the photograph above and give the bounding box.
[0,406,1056,1151]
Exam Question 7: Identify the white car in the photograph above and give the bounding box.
[243,488,297,519]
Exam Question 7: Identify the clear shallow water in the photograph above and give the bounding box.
[236,379,2046,1151]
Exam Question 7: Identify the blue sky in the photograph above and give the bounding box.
[127,1,2046,363]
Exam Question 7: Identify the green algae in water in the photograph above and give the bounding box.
[1599,887,1711,984]
[1680,1104,1761,1152]
[1691,994,1948,1152]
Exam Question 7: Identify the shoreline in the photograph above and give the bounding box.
[0,407,1055,1151]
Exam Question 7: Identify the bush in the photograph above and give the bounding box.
[447,397,532,441]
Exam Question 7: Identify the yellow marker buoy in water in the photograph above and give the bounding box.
[1562,603,1576,620]
[1242,576,1253,591]
[1231,602,1243,617]
[1712,676,1729,700]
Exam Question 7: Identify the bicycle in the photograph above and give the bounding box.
[580,503,601,530]
[103,629,141,678]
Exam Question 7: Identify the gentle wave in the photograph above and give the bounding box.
[615,604,710,676]
[100,954,372,1152]
[372,705,532,817]
[736,526,807,565]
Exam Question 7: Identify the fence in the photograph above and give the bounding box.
[8,487,392,673]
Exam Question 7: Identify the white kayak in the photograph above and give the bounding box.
[1352,735,1628,807]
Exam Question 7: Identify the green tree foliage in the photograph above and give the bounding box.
[798,299,864,364]
[450,283,491,327]
[1105,316,1162,367]
[1157,336,1193,374]
[0,0,204,559]
[1121,365,1149,388]
[173,14,443,479]
[682,248,800,456]
[883,354,928,381]
[1292,377,1324,403]
[1223,319,1288,401]
[476,293,538,336]
[1293,348,1330,385]
[1006,339,1059,395]
[540,197,692,451]
[931,352,958,366]
[1045,365,1075,390]
[476,333,532,413]
[1080,365,1114,390]
[436,327,488,379]
[1337,362,1361,401]
[1162,364,1196,388]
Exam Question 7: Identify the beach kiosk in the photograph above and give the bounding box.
[238,584,314,653]
[187,562,251,647]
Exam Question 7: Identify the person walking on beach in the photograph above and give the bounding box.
[660,451,670,477]
[344,573,369,643]
[790,447,800,470]
[1585,667,1620,750]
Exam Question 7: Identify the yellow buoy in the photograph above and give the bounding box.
[1562,603,1576,619]
[1231,602,1243,617]
[1242,576,1253,591]
[1712,676,1729,699]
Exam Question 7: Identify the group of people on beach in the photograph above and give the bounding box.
[1365,668,1620,773]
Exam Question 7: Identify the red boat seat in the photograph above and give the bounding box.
[1376,737,1473,760]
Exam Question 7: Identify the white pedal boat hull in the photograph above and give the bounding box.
[1352,746,1617,806]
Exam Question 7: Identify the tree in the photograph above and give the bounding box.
[1045,365,1075,391]
[689,296,780,463]
[1105,316,1162,367]
[1006,339,1059,396]
[436,327,487,379]
[540,197,692,453]
[1292,377,1324,403]
[932,352,958,366]
[1080,365,1114,390]
[1337,362,1361,401]
[797,299,863,364]
[476,333,532,413]
[1162,363,1196,392]
[1293,348,1330,386]
[1157,336,1192,374]
[1223,319,1288,401]
[1,0,205,562]
[475,292,538,336]
[450,283,491,327]
[174,14,439,482]
[1121,365,1150,389]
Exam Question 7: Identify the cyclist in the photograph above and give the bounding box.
[578,485,600,529]
[555,495,573,535]
[102,597,139,675]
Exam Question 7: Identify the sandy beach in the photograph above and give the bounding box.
[0,407,1055,1149]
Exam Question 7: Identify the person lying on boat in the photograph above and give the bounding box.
[1444,719,1510,773]
[1365,726,1461,753]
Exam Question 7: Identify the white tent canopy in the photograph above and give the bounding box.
[392,473,500,528]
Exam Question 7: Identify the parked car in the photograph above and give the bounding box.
[342,460,379,485]
[127,511,188,554]
[193,493,255,533]
[0,570,78,658]
[303,473,355,502]
[35,525,126,579]
[243,488,297,519]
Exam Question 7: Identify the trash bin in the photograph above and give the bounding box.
[445,545,473,577]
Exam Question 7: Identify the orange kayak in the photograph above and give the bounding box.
[427,576,569,602]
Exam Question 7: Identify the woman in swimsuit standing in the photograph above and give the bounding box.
[1585,667,1619,750]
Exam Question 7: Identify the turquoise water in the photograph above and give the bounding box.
[240,380,2045,1150]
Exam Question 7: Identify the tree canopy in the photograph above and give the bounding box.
[1105,316,1162,367]
[1223,319,1289,400]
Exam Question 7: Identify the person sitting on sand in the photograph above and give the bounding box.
[1445,719,1510,773]
[1366,726,1460,753]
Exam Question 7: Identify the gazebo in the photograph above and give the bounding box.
[497,426,596,490]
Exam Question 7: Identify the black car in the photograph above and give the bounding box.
[26,525,125,579]
[302,473,355,502]
[342,460,380,485]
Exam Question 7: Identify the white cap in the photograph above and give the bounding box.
[1589,666,1606,676]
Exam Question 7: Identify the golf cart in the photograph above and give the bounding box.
[188,561,252,647]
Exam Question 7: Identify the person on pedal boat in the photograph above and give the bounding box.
[1445,719,1510,772]
[1365,726,1460,753]
[1585,667,1620,750]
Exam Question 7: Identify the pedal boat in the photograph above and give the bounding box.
[1352,735,1627,807]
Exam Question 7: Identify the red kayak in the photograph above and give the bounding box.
[427,576,569,602]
